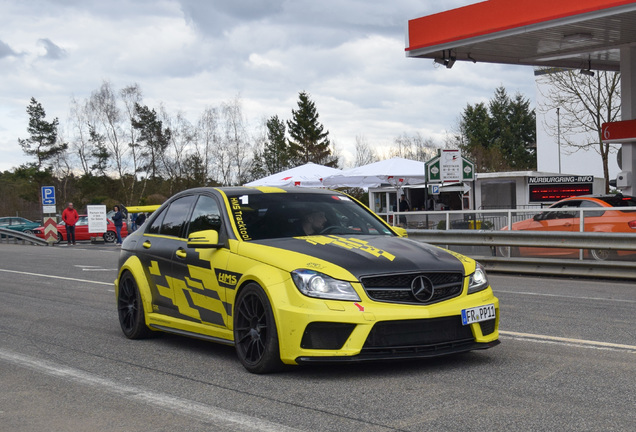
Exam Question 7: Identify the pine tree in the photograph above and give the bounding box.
[457,87,536,172]
[263,115,290,173]
[131,103,171,179]
[287,92,337,167]
[18,97,67,170]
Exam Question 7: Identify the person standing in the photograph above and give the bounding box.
[112,205,124,245]
[62,202,79,245]
[398,195,410,227]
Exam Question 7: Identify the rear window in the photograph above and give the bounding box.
[597,195,636,211]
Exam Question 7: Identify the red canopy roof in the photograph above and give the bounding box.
[406,0,636,71]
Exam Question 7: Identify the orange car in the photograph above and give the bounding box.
[500,194,636,260]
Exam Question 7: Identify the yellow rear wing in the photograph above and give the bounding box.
[125,205,161,213]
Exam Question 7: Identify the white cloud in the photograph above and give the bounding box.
[0,0,541,173]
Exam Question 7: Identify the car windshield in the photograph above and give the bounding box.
[225,192,395,241]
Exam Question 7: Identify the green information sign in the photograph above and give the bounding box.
[425,150,475,183]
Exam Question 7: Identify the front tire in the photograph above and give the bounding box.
[118,272,151,339]
[104,231,116,243]
[234,283,282,374]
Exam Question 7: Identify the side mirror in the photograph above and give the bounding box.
[392,226,408,237]
[533,213,542,221]
[187,230,223,249]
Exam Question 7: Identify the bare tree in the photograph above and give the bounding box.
[354,135,378,167]
[120,84,143,201]
[537,69,621,192]
[89,81,130,187]
[68,96,95,176]
[160,106,195,193]
[221,96,252,185]
[389,132,438,161]
[196,106,221,184]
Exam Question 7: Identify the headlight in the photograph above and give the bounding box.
[467,262,489,294]
[291,269,360,301]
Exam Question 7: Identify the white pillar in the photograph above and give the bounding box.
[620,46,636,195]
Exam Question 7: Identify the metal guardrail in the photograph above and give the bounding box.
[406,229,636,280]
[0,228,49,246]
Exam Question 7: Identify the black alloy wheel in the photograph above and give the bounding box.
[234,283,282,374]
[117,272,151,339]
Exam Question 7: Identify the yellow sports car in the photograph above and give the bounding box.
[116,187,499,373]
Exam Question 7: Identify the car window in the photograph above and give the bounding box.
[0,218,9,226]
[76,216,88,226]
[542,201,579,219]
[579,200,605,218]
[186,195,222,236]
[147,208,166,235]
[158,195,197,238]
[598,195,636,212]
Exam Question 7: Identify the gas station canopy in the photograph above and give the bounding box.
[406,0,636,72]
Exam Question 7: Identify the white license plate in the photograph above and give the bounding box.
[461,304,496,325]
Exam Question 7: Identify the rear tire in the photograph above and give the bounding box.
[496,246,518,258]
[590,249,613,261]
[234,283,282,374]
[118,272,151,339]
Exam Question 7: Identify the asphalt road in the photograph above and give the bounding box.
[0,242,634,432]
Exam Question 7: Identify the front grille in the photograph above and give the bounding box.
[360,272,463,305]
[363,316,472,348]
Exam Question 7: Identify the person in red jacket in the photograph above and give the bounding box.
[62,202,79,245]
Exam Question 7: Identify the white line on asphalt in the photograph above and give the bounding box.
[500,330,636,353]
[496,290,636,304]
[0,268,112,286]
[0,349,300,432]
[82,269,117,271]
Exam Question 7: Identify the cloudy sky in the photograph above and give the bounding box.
[0,0,617,177]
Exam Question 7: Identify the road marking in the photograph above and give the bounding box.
[496,290,636,304]
[500,330,636,353]
[0,349,300,432]
[0,268,112,286]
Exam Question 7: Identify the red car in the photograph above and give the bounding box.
[33,215,128,243]
[500,194,636,260]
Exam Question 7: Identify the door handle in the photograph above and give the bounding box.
[142,241,152,249]
[175,248,187,259]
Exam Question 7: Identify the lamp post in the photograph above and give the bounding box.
[556,107,561,174]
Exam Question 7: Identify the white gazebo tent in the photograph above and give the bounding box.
[321,157,427,188]
[244,163,341,188]
[322,157,430,224]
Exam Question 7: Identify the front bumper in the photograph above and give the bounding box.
[274,282,500,365]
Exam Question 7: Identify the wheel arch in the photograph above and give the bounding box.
[116,256,153,324]
[230,264,290,333]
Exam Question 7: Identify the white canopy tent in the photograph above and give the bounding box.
[244,162,341,188]
[322,157,428,188]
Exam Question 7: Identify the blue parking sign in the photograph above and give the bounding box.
[42,186,56,205]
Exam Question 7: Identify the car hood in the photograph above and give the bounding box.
[237,235,470,281]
